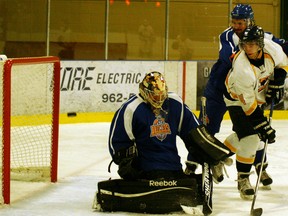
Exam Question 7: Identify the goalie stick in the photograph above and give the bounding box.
[180,97,213,215]
[201,96,213,215]
[250,100,274,216]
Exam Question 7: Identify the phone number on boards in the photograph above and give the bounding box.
[102,93,135,103]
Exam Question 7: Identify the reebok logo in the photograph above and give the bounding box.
[149,180,177,187]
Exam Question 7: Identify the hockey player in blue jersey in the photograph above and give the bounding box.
[193,4,286,185]
[94,71,231,214]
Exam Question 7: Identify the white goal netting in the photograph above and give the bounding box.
[0,57,60,204]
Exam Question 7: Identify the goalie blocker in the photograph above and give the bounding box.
[93,175,204,214]
[184,124,231,165]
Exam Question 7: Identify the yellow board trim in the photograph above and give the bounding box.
[6,110,287,126]
[59,110,288,124]
[59,112,115,124]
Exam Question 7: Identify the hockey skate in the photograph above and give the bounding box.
[237,172,254,200]
[211,157,233,184]
[255,163,273,189]
[184,161,198,175]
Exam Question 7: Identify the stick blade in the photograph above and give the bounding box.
[250,208,263,216]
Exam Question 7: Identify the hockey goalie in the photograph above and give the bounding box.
[92,71,231,214]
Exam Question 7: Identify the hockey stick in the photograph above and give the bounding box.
[250,100,274,216]
[201,96,213,216]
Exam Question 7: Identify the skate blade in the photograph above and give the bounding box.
[240,193,253,200]
[261,185,271,190]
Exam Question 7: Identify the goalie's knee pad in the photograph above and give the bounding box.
[93,176,202,214]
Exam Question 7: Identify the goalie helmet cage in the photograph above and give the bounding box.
[0,56,60,204]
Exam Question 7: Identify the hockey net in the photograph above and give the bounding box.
[0,56,60,204]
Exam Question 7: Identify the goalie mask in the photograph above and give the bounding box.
[139,71,168,109]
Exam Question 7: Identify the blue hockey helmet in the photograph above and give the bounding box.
[139,71,168,109]
[231,4,254,20]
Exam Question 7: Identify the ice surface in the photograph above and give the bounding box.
[0,120,287,216]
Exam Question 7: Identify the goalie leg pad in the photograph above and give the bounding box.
[94,176,202,214]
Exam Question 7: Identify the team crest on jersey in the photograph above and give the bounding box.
[150,115,171,141]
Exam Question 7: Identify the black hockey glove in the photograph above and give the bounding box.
[249,106,276,144]
[253,119,275,143]
[118,156,143,180]
[113,145,143,180]
[266,81,284,105]
[266,68,287,105]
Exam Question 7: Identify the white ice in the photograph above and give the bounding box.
[0,120,288,216]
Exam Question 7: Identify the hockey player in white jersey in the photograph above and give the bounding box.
[195,3,285,185]
[224,25,288,200]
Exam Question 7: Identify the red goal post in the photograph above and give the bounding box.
[0,56,60,204]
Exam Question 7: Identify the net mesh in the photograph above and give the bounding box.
[10,64,54,181]
[0,58,59,204]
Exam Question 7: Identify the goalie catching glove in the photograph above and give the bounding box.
[183,125,231,165]
[249,106,276,143]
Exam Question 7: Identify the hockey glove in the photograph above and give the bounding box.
[253,119,275,143]
[266,68,287,105]
[113,145,143,180]
[266,81,284,105]
[249,106,276,144]
[118,156,143,180]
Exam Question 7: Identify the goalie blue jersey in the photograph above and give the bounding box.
[108,93,200,172]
